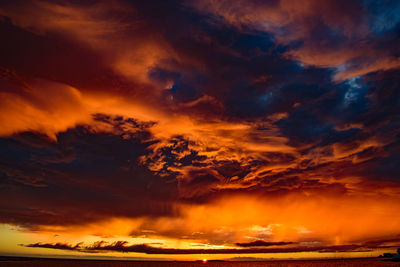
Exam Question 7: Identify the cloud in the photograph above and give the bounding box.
[0,115,178,228]
[23,238,400,254]
[236,240,295,247]
[190,0,400,80]
[25,242,83,251]
[0,68,90,138]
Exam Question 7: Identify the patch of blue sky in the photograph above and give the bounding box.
[344,76,363,106]
[364,0,400,34]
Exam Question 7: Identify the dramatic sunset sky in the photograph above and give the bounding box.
[0,0,400,261]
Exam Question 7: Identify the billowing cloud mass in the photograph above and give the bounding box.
[0,0,400,259]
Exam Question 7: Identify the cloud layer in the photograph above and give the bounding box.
[0,0,399,257]
[23,236,400,254]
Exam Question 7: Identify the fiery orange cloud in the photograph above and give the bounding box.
[0,69,90,138]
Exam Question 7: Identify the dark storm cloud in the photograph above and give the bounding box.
[117,0,324,119]
[191,0,400,78]
[0,0,399,122]
[120,0,400,178]
[141,135,207,175]
[0,0,398,192]
[0,115,178,228]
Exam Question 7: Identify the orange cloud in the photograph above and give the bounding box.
[0,69,90,138]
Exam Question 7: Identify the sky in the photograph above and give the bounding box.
[0,0,400,261]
